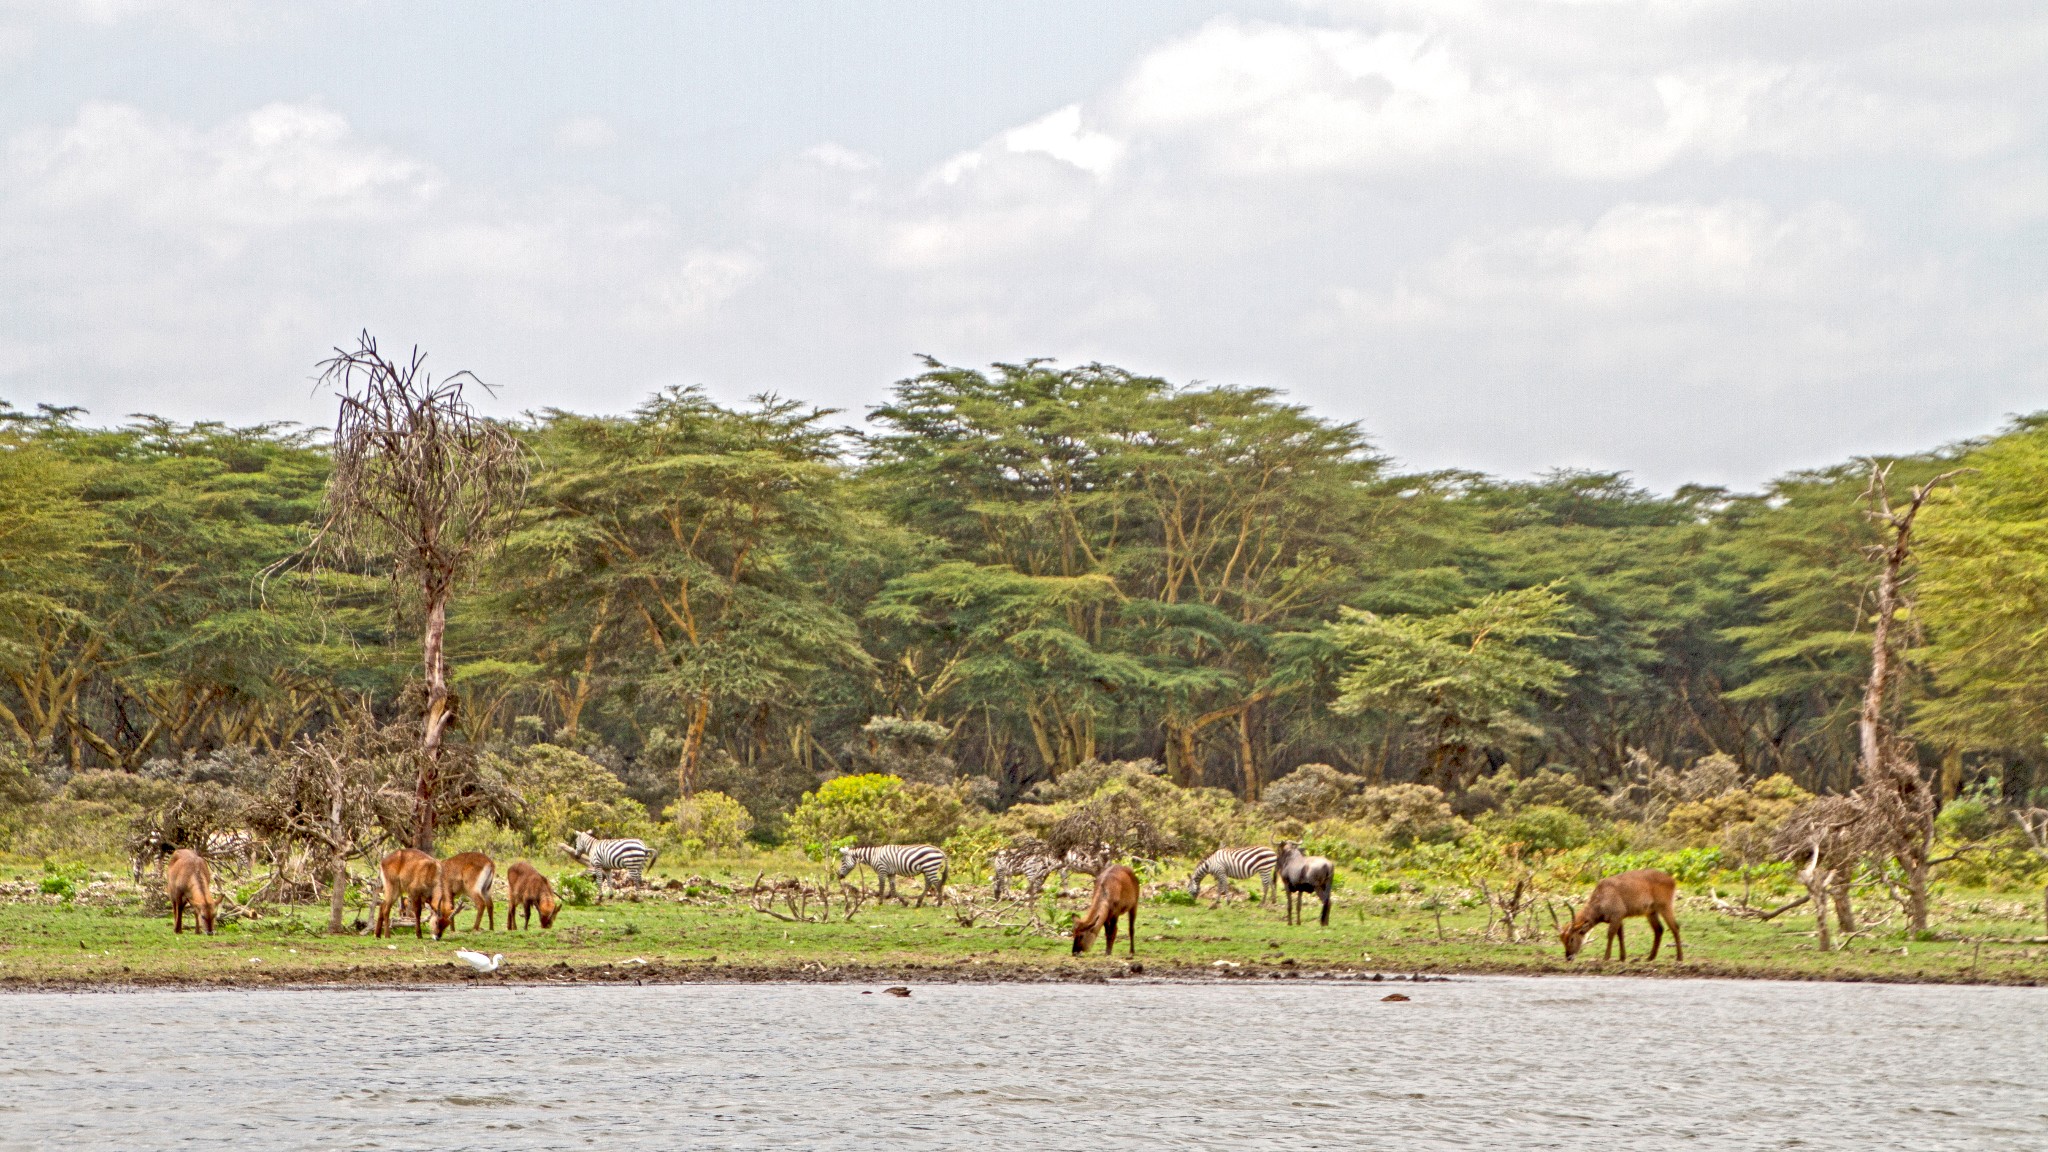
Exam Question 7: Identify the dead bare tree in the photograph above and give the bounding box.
[2015,809,2048,933]
[313,333,527,851]
[1774,794,1863,951]
[1853,463,1966,936]
[248,707,415,933]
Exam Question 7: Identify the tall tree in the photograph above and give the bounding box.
[502,389,863,795]
[1326,584,1578,788]
[314,333,527,850]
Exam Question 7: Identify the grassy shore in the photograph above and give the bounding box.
[4,854,2046,991]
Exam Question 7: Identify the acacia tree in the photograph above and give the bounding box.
[503,389,862,796]
[314,333,526,851]
[1325,584,1577,789]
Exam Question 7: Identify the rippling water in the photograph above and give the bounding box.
[2,977,2044,1150]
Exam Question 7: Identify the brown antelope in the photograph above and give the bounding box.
[1276,841,1335,926]
[507,860,560,930]
[432,852,497,934]
[1071,864,1140,957]
[375,848,442,939]
[1561,868,1683,962]
[164,848,217,935]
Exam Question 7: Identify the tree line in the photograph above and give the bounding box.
[4,341,2046,841]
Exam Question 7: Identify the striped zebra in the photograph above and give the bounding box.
[837,844,948,906]
[991,841,1116,899]
[1188,846,1278,905]
[569,830,657,896]
[203,829,256,874]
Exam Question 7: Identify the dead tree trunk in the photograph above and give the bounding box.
[1854,465,1965,937]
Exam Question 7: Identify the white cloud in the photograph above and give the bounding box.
[6,101,435,230]
[1002,104,1123,176]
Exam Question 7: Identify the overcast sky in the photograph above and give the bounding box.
[1,1,2042,490]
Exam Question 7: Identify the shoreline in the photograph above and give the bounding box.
[6,956,2042,994]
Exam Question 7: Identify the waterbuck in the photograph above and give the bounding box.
[507,860,560,930]
[1560,869,1683,962]
[1072,865,1140,957]
[375,848,441,939]
[164,848,217,935]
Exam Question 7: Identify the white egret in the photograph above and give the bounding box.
[454,950,503,974]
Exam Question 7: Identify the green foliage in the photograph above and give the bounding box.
[670,790,755,853]
[785,774,973,855]
[1919,419,2048,750]
[557,872,598,907]
[1661,773,1811,848]
[488,744,654,849]
[1493,805,1592,853]
[1327,584,1578,778]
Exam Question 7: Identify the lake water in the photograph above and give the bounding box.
[1,976,2043,1150]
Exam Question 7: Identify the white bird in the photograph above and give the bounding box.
[454,950,504,974]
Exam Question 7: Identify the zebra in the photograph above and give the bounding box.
[568,830,657,896]
[1188,846,1278,905]
[837,844,948,906]
[203,829,256,874]
[991,841,1117,899]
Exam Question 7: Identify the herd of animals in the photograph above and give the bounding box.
[155,829,1685,964]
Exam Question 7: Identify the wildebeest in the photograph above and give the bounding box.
[164,848,217,935]
[1071,864,1140,957]
[506,860,560,930]
[1560,869,1683,962]
[375,848,441,939]
[1275,841,1334,927]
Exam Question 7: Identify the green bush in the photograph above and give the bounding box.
[557,872,598,907]
[489,743,657,849]
[670,790,755,854]
[785,774,974,856]
[1498,805,1592,852]
[39,874,74,900]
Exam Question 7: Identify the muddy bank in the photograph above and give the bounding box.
[6,955,2041,993]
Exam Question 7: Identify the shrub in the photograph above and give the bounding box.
[1349,784,1466,847]
[1261,763,1358,822]
[489,743,654,849]
[1498,805,1592,852]
[1002,764,1264,859]
[785,774,974,856]
[1936,795,2005,843]
[670,790,754,853]
[557,872,598,907]
[436,819,530,862]
[1662,773,1810,848]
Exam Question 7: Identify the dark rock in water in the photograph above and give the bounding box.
[883,986,911,997]
[1382,993,1411,1002]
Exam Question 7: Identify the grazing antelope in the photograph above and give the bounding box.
[1561,869,1683,962]
[433,851,497,934]
[1275,841,1334,927]
[164,848,217,935]
[1071,865,1140,957]
[376,848,442,939]
[507,860,560,930]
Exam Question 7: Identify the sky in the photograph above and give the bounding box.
[0,0,2042,491]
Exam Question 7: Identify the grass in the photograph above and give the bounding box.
[3,852,2045,989]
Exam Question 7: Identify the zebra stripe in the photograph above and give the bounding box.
[570,830,656,893]
[838,844,948,905]
[1188,846,1278,901]
[992,842,1115,899]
